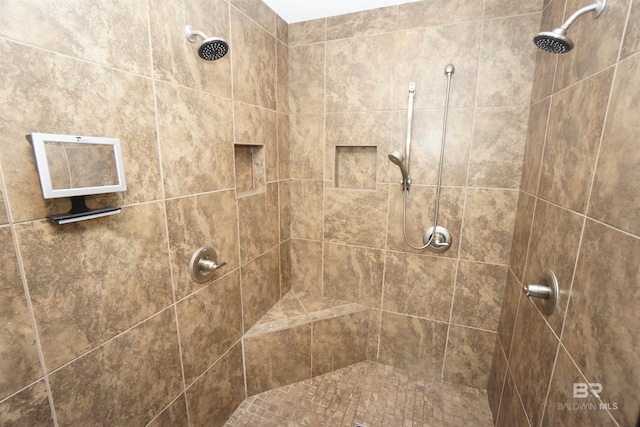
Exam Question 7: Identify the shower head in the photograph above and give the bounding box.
[185,25,229,61]
[534,0,606,54]
[534,28,574,54]
[388,151,410,187]
[388,150,405,167]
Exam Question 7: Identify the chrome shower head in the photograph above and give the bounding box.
[533,0,606,54]
[185,25,229,61]
[534,28,573,54]
[388,151,410,187]
[388,151,405,167]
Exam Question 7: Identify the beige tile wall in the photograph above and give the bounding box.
[488,0,640,426]
[286,0,542,392]
[0,0,288,425]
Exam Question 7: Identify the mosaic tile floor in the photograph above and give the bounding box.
[226,360,494,427]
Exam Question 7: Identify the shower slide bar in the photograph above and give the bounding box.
[389,64,455,252]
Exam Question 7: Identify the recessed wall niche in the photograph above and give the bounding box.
[334,146,377,190]
[234,144,265,197]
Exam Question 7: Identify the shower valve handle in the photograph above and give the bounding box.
[433,239,450,248]
[189,246,227,283]
[199,259,227,273]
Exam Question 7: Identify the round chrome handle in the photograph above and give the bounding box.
[189,246,227,283]
[523,270,559,316]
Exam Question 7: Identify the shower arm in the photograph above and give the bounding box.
[184,25,208,42]
[560,0,606,30]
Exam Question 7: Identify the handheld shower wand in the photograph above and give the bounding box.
[388,151,410,192]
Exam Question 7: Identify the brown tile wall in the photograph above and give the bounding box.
[0,0,289,425]
[286,0,542,393]
[488,0,640,426]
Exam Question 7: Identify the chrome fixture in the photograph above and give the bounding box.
[534,0,607,53]
[189,246,227,283]
[388,65,455,253]
[184,25,229,61]
[523,270,559,316]
[388,151,409,191]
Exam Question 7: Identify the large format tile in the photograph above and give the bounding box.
[312,310,369,376]
[397,0,484,29]
[484,0,543,17]
[176,271,243,385]
[497,270,522,360]
[394,22,482,110]
[0,0,151,75]
[244,324,312,395]
[149,395,189,427]
[165,190,239,300]
[322,243,384,307]
[288,18,325,46]
[48,308,183,426]
[0,381,53,426]
[289,114,324,180]
[155,82,234,198]
[289,180,323,240]
[0,40,160,222]
[539,68,613,213]
[231,8,276,109]
[237,182,279,263]
[378,311,448,376]
[468,107,529,189]
[487,337,508,419]
[476,14,540,107]
[17,203,173,370]
[589,53,640,236]
[460,189,518,264]
[241,248,280,331]
[324,184,389,249]
[289,239,322,295]
[187,343,245,427]
[231,0,275,34]
[443,326,496,389]
[326,7,396,40]
[0,175,8,224]
[508,296,559,427]
[562,220,640,426]
[496,370,531,427]
[621,0,640,59]
[277,114,290,180]
[326,34,395,112]
[0,227,41,398]
[276,38,289,115]
[288,44,325,115]
[383,251,456,321]
[451,261,507,331]
[508,192,536,282]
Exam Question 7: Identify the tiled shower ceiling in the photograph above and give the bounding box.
[261,0,421,23]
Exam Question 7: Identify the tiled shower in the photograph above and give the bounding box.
[0,1,638,427]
